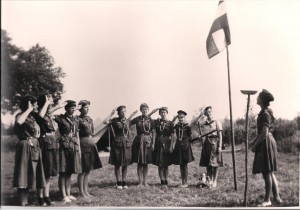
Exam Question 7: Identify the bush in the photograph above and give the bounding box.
[272,118,298,141]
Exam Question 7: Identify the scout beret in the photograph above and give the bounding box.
[159,107,168,113]
[259,89,274,102]
[65,100,76,109]
[177,110,187,116]
[78,100,90,107]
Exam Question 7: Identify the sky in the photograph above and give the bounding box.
[2,0,300,123]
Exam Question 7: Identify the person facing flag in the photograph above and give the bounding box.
[206,0,231,58]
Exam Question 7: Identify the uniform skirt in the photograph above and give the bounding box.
[152,135,172,167]
[13,138,46,189]
[109,136,132,166]
[173,139,194,165]
[59,135,82,174]
[252,133,277,174]
[40,133,59,177]
[132,134,152,164]
[80,136,102,172]
[200,137,223,167]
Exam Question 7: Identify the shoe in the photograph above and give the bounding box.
[62,197,71,204]
[38,197,47,206]
[161,180,165,186]
[68,195,77,201]
[258,201,272,207]
[143,183,149,188]
[165,180,168,186]
[180,184,189,188]
[122,181,128,189]
[43,197,55,206]
[212,182,217,188]
[116,181,123,189]
[274,198,283,204]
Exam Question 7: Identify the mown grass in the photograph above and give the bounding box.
[1,135,299,207]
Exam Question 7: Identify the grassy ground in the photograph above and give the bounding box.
[1,135,299,207]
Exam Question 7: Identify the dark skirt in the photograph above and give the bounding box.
[80,136,102,172]
[41,133,59,177]
[252,133,277,174]
[152,136,172,167]
[109,136,132,166]
[59,136,82,174]
[132,134,152,164]
[199,137,223,167]
[173,139,194,165]
[13,138,46,189]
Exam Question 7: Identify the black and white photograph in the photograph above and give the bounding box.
[1,0,299,208]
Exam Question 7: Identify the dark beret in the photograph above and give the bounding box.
[117,105,126,112]
[140,103,149,110]
[65,100,76,109]
[159,107,168,113]
[78,100,90,107]
[259,89,274,102]
[177,110,187,116]
[20,95,37,112]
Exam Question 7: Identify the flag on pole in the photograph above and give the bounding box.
[206,0,231,58]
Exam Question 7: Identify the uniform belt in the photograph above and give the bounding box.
[44,132,55,136]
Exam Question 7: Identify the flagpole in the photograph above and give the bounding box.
[226,44,237,190]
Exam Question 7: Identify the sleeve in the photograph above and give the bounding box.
[187,126,192,136]
[150,118,155,131]
[216,120,223,131]
[130,116,138,125]
[261,112,271,128]
[170,122,175,133]
[91,118,95,134]
[52,114,61,124]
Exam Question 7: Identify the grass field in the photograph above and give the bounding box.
[1,135,299,207]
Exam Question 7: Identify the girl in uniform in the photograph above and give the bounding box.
[104,106,137,189]
[13,95,49,206]
[152,107,175,187]
[172,110,195,188]
[77,100,102,197]
[249,89,282,207]
[130,103,156,187]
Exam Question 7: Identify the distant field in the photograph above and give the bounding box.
[1,135,299,207]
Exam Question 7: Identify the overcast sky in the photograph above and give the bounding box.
[2,0,300,122]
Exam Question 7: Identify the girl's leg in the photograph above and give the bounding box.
[115,166,122,188]
[17,188,27,206]
[184,164,188,185]
[164,167,169,186]
[206,166,213,185]
[122,166,128,188]
[212,167,219,187]
[58,173,67,199]
[83,171,91,196]
[43,176,54,205]
[271,173,282,202]
[180,165,184,185]
[142,164,149,186]
[77,173,85,197]
[158,167,164,184]
[137,164,143,186]
[65,173,72,197]
[262,172,272,203]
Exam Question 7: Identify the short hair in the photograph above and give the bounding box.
[204,106,212,116]
[140,103,149,111]
[117,105,126,113]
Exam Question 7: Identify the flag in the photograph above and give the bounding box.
[206,0,231,59]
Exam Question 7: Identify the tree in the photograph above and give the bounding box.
[1,29,65,113]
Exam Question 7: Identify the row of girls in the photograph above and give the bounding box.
[12,89,282,207]
[12,94,222,206]
[13,95,102,206]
